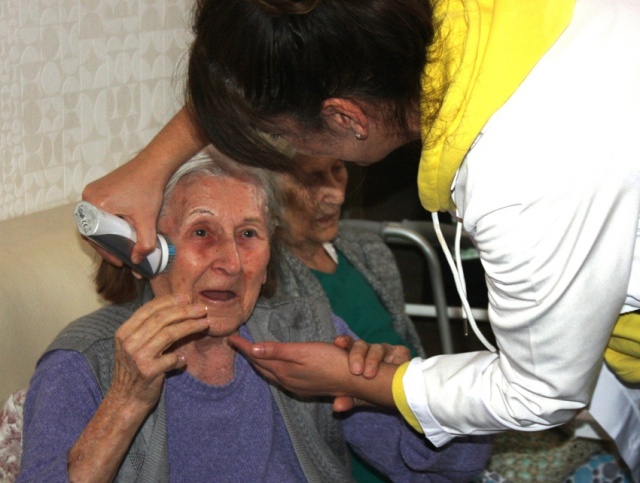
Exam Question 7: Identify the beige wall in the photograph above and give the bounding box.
[0,0,193,221]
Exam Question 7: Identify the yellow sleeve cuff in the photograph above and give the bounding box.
[392,361,423,433]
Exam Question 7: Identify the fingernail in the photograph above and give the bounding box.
[250,345,265,356]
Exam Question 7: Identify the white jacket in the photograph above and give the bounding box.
[405,0,640,476]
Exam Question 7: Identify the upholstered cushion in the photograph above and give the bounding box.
[0,203,106,403]
[0,389,26,482]
[481,429,603,482]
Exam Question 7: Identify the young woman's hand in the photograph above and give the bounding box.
[81,107,208,264]
[331,335,410,411]
[228,335,398,411]
[82,156,166,264]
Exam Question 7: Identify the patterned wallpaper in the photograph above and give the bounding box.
[0,0,193,221]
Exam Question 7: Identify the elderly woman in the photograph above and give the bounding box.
[17,151,490,482]
[275,154,425,359]
[274,154,426,482]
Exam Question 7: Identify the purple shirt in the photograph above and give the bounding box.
[18,321,491,482]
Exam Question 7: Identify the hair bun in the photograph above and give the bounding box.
[257,0,319,16]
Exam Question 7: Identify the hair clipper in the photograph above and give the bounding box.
[73,201,174,278]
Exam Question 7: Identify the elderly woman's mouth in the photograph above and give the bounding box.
[201,290,237,301]
[316,212,339,224]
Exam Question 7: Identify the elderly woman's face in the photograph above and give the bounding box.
[280,155,348,246]
[150,174,270,338]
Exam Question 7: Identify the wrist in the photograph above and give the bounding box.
[67,391,152,482]
[102,389,154,428]
[351,363,397,407]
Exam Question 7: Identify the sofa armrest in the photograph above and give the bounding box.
[0,203,107,402]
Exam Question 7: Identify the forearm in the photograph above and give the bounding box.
[20,352,127,482]
[130,106,208,183]
[67,391,151,482]
[138,106,208,170]
[347,363,396,407]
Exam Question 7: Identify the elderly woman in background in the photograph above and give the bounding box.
[274,154,426,482]
[275,154,425,360]
[17,150,491,482]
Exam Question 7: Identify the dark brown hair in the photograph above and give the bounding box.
[187,0,435,170]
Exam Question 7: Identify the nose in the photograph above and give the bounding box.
[210,236,241,276]
[319,179,345,207]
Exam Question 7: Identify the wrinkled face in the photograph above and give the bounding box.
[150,174,270,338]
[280,155,348,247]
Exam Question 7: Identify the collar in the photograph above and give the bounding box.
[322,242,339,265]
[417,0,576,212]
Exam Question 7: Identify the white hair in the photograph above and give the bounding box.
[161,146,281,234]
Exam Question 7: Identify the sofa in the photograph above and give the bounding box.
[0,202,107,404]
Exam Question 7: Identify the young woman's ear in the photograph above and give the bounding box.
[321,98,369,140]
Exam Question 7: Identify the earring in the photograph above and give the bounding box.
[355,133,364,140]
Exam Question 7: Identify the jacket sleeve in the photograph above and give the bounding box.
[407,131,640,446]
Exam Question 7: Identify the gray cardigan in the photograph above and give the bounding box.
[275,226,426,358]
[45,288,354,483]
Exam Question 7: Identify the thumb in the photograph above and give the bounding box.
[130,218,159,264]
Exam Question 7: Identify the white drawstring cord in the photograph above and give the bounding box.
[431,212,497,352]
[453,220,469,336]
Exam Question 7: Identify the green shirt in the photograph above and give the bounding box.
[312,251,417,356]
[312,250,417,483]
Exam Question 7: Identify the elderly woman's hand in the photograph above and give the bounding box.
[109,294,208,412]
[329,336,411,412]
[333,335,411,378]
[67,294,208,482]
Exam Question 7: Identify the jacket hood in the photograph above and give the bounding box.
[417,0,575,212]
